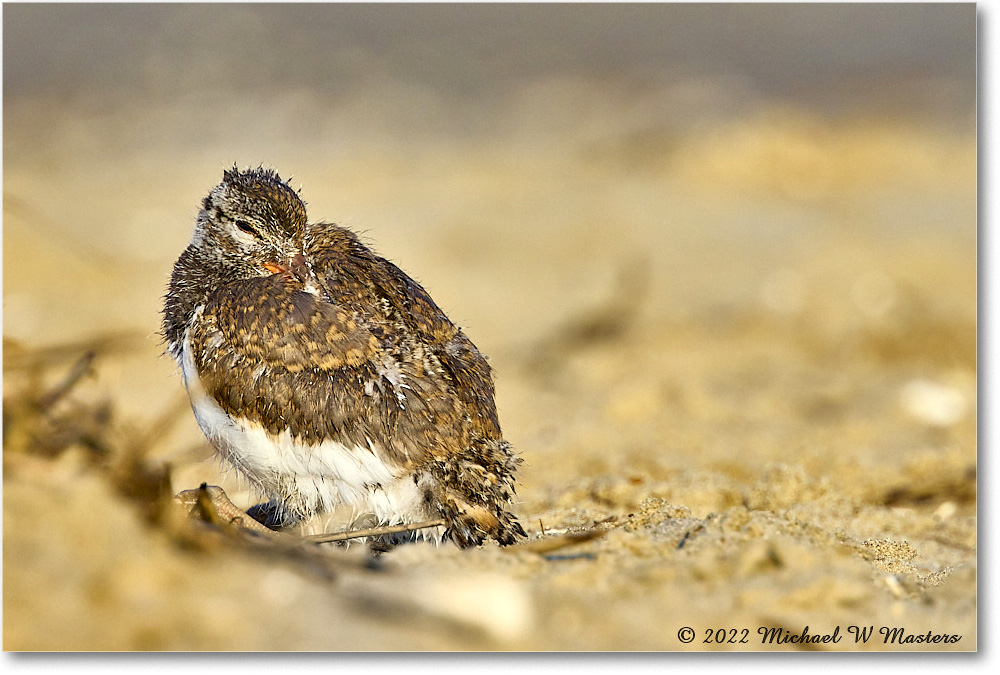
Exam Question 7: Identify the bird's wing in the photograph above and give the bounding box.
[306,223,502,439]
[304,223,458,342]
[188,272,472,464]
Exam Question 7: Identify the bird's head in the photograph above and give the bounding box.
[193,166,308,278]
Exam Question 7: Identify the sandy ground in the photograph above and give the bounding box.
[3,4,977,652]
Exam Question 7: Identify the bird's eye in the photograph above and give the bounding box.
[234,220,259,237]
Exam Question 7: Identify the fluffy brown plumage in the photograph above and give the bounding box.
[163,166,524,547]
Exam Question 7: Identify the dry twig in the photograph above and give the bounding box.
[3,331,147,372]
[36,351,95,413]
[176,484,282,538]
[305,519,447,544]
[503,527,607,555]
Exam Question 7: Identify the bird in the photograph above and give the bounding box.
[162,166,525,548]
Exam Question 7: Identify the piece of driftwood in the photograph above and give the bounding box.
[176,484,280,538]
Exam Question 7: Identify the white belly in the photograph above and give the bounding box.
[178,330,427,527]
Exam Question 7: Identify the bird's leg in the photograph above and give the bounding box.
[176,484,449,546]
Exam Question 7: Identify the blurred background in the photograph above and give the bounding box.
[3,3,977,651]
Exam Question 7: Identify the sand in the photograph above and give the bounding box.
[2,4,976,652]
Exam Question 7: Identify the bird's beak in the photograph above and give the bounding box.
[263,253,307,280]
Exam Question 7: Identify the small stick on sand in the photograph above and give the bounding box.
[504,528,606,555]
[304,519,447,544]
[176,483,280,537]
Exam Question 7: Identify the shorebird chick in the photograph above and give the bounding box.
[162,166,525,547]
